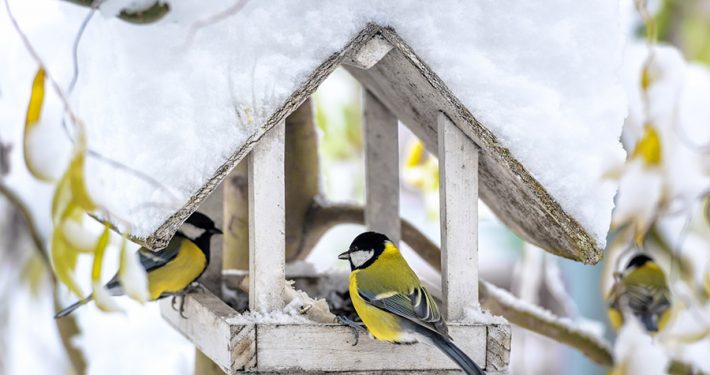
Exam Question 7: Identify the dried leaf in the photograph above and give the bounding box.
[118,235,149,303]
[23,67,53,182]
[631,124,662,167]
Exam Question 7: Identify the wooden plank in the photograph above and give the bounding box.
[343,34,394,70]
[438,112,479,321]
[248,120,286,313]
[364,90,401,245]
[255,323,487,372]
[160,290,253,374]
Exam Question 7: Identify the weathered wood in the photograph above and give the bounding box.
[163,282,509,374]
[364,90,401,245]
[248,120,286,313]
[486,323,512,372]
[343,34,394,70]
[160,291,253,374]
[256,323,486,373]
[438,112,479,321]
[223,161,250,271]
[345,28,602,264]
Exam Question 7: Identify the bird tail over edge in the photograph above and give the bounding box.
[422,328,486,375]
[54,295,93,319]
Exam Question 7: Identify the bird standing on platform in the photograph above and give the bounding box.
[607,253,672,333]
[55,211,222,319]
[338,231,485,375]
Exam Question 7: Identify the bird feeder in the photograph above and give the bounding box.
[145,24,605,373]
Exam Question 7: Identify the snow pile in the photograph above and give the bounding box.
[463,305,507,325]
[1,0,626,244]
[613,321,669,375]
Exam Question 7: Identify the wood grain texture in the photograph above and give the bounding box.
[255,323,486,373]
[160,290,253,374]
[248,120,286,313]
[438,112,479,320]
[343,34,394,70]
[364,90,401,245]
[163,283,510,374]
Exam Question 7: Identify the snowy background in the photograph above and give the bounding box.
[1,0,710,374]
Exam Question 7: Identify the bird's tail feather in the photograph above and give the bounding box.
[55,295,93,319]
[421,329,486,375]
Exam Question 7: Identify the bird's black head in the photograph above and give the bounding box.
[185,211,223,235]
[625,253,653,270]
[338,231,390,270]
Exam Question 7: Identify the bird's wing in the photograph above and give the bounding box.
[359,286,449,337]
[137,233,184,272]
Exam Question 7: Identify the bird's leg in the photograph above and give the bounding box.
[336,315,368,346]
[168,283,205,318]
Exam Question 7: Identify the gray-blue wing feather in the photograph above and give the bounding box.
[359,286,449,337]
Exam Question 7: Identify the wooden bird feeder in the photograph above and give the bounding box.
[148,24,605,374]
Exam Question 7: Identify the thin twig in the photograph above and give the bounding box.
[183,0,249,47]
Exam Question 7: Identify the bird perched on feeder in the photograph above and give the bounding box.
[607,253,671,333]
[55,211,222,319]
[338,231,485,375]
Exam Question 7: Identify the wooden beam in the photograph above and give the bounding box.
[438,112,479,321]
[248,120,286,313]
[343,34,393,70]
[364,90,401,245]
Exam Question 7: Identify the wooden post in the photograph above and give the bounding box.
[438,112,479,321]
[248,121,286,312]
[364,90,401,245]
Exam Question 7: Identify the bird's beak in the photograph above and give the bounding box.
[338,250,350,260]
[212,227,223,235]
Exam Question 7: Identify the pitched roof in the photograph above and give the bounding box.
[56,2,625,263]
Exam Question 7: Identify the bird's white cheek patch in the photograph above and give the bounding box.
[350,250,374,268]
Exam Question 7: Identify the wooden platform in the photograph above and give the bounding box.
[161,288,510,374]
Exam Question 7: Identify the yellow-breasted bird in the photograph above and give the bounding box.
[55,211,222,319]
[338,232,485,375]
[607,253,671,333]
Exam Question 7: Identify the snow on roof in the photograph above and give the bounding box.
[3,0,626,259]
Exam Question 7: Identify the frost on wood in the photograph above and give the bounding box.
[1,0,626,252]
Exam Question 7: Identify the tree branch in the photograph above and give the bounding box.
[303,201,702,374]
[0,183,86,374]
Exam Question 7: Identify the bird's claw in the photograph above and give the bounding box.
[336,315,367,346]
[169,283,204,319]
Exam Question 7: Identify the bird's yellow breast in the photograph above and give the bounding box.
[349,243,420,343]
[350,272,404,342]
[147,241,207,300]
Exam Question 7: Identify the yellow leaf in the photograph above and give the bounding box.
[23,67,53,182]
[91,223,122,313]
[405,140,426,167]
[68,149,95,213]
[91,223,111,282]
[51,228,84,298]
[631,124,662,167]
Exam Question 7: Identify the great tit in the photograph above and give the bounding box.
[607,253,671,333]
[338,232,485,375]
[55,211,222,319]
